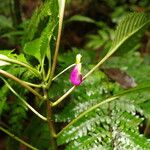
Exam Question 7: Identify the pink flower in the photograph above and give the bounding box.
[70,54,82,86]
[70,64,82,86]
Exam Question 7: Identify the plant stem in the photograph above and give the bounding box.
[45,63,75,82]
[42,83,57,148]
[0,69,43,100]
[0,126,38,150]
[46,100,57,150]
[83,52,112,80]
[23,81,42,88]
[48,0,66,87]
[0,57,40,77]
[144,120,150,136]
[1,77,47,121]
[52,64,75,81]
[56,84,150,137]
[52,86,75,107]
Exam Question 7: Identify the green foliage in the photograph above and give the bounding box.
[54,68,112,122]
[23,39,41,62]
[107,13,150,56]
[23,0,58,43]
[25,117,50,150]
[51,50,150,149]
[0,85,9,115]
[66,15,96,23]
[0,1,150,150]
[0,15,13,30]
[57,86,150,149]
[55,13,150,149]
[104,51,150,84]
[112,13,149,55]
[23,0,59,68]
[0,50,27,65]
[85,22,114,57]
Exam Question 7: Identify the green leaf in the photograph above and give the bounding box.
[0,50,26,61]
[0,50,27,66]
[0,54,10,66]
[23,0,59,65]
[23,0,58,43]
[66,15,96,24]
[39,18,58,63]
[65,128,110,150]
[39,0,58,62]
[0,15,13,29]
[23,39,41,62]
[83,13,150,80]
[23,1,51,42]
[101,13,150,62]
[109,13,150,55]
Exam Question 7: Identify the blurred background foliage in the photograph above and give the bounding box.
[0,0,150,149]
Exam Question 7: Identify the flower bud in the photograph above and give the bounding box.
[70,54,82,86]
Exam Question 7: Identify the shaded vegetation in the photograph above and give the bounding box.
[0,0,150,150]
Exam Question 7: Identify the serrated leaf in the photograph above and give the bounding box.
[23,0,59,65]
[97,12,150,65]
[23,0,58,42]
[39,18,58,62]
[109,13,150,55]
[23,1,53,42]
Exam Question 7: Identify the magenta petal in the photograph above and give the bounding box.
[70,65,82,86]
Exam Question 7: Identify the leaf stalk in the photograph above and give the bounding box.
[0,126,38,150]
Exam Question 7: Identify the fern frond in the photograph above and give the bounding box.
[57,85,150,149]
[57,105,110,145]
[66,127,111,150]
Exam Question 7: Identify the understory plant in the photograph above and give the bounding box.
[0,0,150,150]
